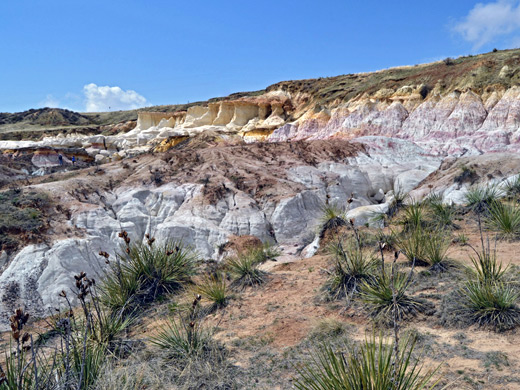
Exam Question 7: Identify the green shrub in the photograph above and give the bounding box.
[248,242,281,264]
[485,200,520,238]
[467,243,508,284]
[194,273,230,311]
[360,272,423,322]
[227,252,267,289]
[399,201,425,232]
[421,230,451,271]
[319,203,347,237]
[150,317,212,361]
[426,193,455,229]
[464,185,503,214]
[325,238,378,299]
[101,240,197,313]
[295,333,440,390]
[504,175,520,199]
[461,280,520,331]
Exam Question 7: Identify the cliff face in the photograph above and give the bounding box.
[4,49,520,163]
[125,49,520,156]
[268,86,520,155]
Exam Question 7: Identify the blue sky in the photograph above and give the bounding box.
[1,0,520,113]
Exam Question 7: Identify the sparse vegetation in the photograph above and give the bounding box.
[464,185,503,214]
[226,251,267,289]
[0,188,49,251]
[325,237,378,299]
[360,270,423,323]
[485,200,520,238]
[100,235,197,314]
[426,193,455,229]
[295,333,440,390]
[194,273,230,311]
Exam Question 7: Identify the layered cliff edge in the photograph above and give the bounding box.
[4,48,520,162]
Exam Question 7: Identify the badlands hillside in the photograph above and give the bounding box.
[0,49,520,389]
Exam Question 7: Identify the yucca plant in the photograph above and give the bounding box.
[125,241,197,299]
[395,227,428,266]
[294,333,440,390]
[399,201,425,232]
[467,242,508,284]
[387,181,409,218]
[319,203,347,237]
[360,272,423,322]
[485,200,520,238]
[464,185,503,214]
[421,230,451,271]
[461,280,520,331]
[247,242,281,265]
[150,295,216,366]
[426,193,455,229]
[227,252,267,289]
[504,175,520,200]
[194,273,230,311]
[325,238,378,299]
[150,317,211,361]
[100,239,197,313]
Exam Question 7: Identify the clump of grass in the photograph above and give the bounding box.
[101,237,197,314]
[295,333,440,390]
[360,271,423,323]
[421,230,451,271]
[464,185,503,214]
[485,200,520,238]
[309,318,349,341]
[325,238,378,300]
[461,280,520,331]
[227,252,267,290]
[194,273,230,311]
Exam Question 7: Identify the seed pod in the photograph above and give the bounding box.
[22,332,30,344]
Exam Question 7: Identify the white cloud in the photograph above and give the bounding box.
[39,94,60,108]
[454,0,520,49]
[83,83,148,112]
